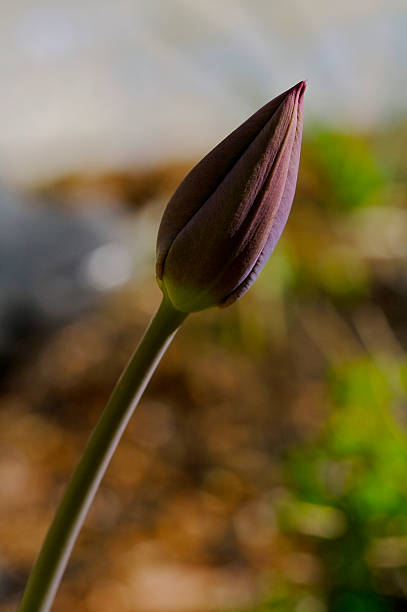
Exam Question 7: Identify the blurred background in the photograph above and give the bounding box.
[1,1,407,611]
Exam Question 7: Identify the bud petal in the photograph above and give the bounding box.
[156,81,306,312]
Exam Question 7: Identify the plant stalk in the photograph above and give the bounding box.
[18,295,187,612]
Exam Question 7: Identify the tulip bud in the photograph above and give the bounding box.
[156,81,306,313]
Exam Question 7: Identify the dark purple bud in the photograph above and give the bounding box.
[156,81,306,312]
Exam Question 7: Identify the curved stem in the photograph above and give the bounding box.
[18,296,187,612]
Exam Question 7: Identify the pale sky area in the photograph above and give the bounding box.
[0,0,406,184]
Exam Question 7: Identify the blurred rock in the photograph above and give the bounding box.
[0,186,121,362]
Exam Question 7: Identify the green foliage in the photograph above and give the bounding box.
[309,129,384,212]
[241,358,407,611]
[276,358,407,610]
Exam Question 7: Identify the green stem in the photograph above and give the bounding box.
[18,296,187,612]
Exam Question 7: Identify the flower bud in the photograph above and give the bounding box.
[156,81,306,312]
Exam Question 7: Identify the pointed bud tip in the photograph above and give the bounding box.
[296,80,307,104]
[283,81,306,110]
[293,80,307,104]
